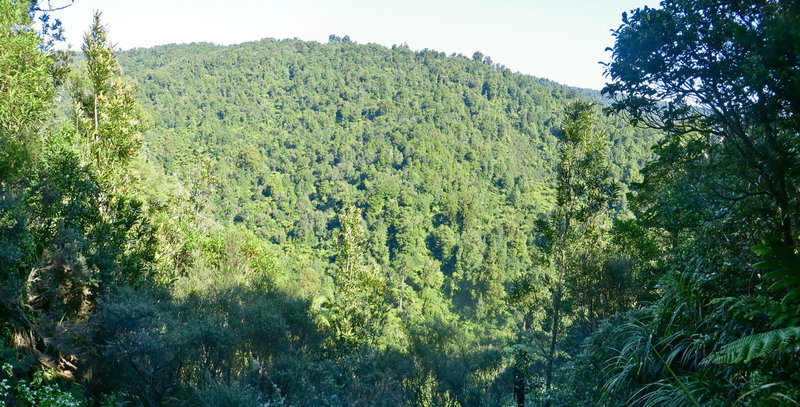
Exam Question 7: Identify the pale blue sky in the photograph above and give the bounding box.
[52,0,659,90]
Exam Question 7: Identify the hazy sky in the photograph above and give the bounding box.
[51,0,659,90]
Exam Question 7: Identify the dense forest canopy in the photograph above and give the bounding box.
[115,36,659,292]
[0,0,798,406]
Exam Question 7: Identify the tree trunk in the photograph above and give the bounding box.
[544,283,561,407]
[514,367,526,407]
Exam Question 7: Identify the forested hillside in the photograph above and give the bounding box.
[1,0,798,406]
[108,35,660,406]
[116,37,657,247]
[116,36,659,320]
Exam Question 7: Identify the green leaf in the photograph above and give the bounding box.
[709,326,800,365]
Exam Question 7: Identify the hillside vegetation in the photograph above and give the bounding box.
[117,36,658,317]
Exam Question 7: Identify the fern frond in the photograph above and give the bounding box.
[712,296,774,320]
[709,326,800,364]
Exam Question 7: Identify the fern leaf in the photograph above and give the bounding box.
[709,326,800,364]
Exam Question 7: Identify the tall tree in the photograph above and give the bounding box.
[71,11,142,190]
[541,102,617,402]
[320,205,389,354]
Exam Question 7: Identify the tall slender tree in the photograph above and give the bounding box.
[71,11,142,191]
[321,205,388,354]
[542,102,617,402]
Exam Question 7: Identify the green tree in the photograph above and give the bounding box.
[320,205,389,354]
[0,0,55,182]
[603,0,799,249]
[71,11,142,190]
[0,5,156,385]
[594,0,800,404]
[541,102,617,402]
